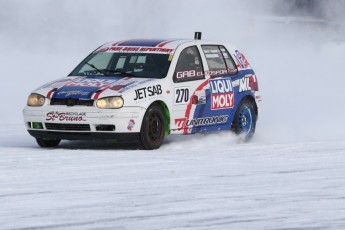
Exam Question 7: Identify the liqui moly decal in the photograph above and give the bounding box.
[209,79,234,110]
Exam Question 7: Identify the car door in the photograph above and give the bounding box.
[171,45,208,133]
[197,45,239,132]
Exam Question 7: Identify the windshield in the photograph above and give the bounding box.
[69,52,171,78]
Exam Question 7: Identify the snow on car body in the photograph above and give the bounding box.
[23,35,261,149]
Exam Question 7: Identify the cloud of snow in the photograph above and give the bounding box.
[1,0,345,143]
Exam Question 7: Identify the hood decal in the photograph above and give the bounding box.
[52,77,122,99]
[46,76,155,100]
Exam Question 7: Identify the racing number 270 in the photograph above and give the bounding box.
[175,87,189,104]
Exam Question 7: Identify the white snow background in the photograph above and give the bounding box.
[1,0,345,229]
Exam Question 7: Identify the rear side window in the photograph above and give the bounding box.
[174,46,204,83]
[202,45,237,77]
[219,46,237,73]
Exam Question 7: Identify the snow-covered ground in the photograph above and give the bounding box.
[1,0,345,229]
[1,124,345,229]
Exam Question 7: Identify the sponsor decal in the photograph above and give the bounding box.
[175,118,188,130]
[127,119,135,131]
[209,79,234,110]
[134,84,162,100]
[66,78,117,88]
[234,50,249,69]
[205,53,221,58]
[46,111,86,122]
[175,69,236,81]
[175,87,190,105]
[57,90,90,97]
[186,115,229,127]
[48,77,124,100]
[92,78,154,99]
[175,115,229,129]
[176,70,204,80]
[239,74,257,92]
[97,46,174,54]
[207,69,229,76]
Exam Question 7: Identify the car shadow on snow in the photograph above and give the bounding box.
[57,140,143,150]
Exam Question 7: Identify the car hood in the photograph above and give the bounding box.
[35,76,156,100]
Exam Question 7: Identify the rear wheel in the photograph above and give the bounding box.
[139,104,165,150]
[232,100,256,141]
[36,138,61,148]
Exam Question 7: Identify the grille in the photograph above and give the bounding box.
[50,98,94,106]
[45,123,91,131]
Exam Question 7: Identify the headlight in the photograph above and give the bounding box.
[96,96,124,109]
[27,93,45,106]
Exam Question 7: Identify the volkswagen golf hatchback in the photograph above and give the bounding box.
[23,33,261,149]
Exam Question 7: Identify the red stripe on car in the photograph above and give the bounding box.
[46,88,56,99]
[183,79,209,134]
[156,40,175,47]
[112,40,126,46]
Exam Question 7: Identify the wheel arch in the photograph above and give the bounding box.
[239,95,258,119]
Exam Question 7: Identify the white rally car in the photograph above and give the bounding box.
[23,33,260,149]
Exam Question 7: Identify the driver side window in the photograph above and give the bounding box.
[174,46,204,83]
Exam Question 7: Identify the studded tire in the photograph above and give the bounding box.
[36,138,61,148]
[232,99,256,141]
[139,104,165,150]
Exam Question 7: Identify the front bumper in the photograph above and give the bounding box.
[27,130,139,141]
[23,105,146,140]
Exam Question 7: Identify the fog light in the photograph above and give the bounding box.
[32,122,43,129]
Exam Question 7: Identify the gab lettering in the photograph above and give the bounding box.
[209,79,234,110]
[176,70,204,79]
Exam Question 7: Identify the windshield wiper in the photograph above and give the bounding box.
[105,69,144,78]
[84,63,145,78]
[85,62,110,76]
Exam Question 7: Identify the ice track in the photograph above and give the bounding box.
[1,124,345,230]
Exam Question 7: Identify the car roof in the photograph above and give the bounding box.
[99,39,235,51]
[108,39,191,49]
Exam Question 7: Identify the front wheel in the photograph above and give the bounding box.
[139,104,165,150]
[232,100,256,141]
[36,138,61,148]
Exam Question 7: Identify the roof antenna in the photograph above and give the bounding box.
[194,32,202,40]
